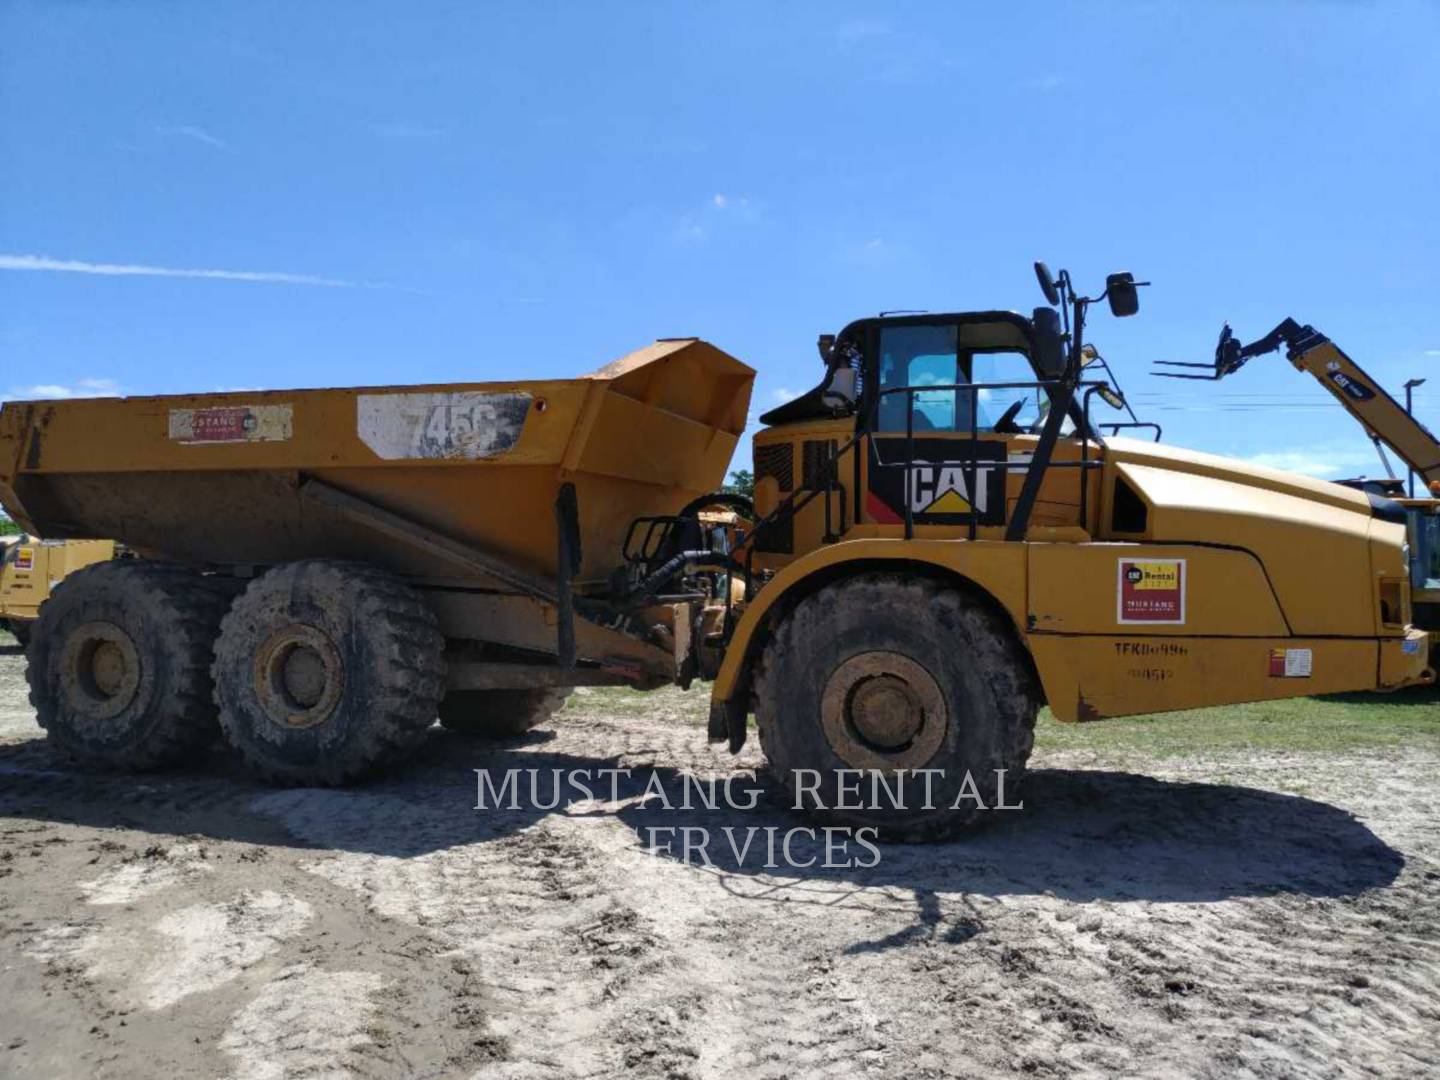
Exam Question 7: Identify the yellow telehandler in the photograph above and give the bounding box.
[0,263,1428,837]
[1156,318,1440,682]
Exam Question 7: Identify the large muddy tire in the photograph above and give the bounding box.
[755,573,1038,841]
[4,618,31,647]
[438,688,570,738]
[25,561,228,770]
[213,560,445,785]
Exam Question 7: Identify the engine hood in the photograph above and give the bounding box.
[1101,436,1379,519]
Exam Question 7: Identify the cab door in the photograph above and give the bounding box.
[862,322,1073,534]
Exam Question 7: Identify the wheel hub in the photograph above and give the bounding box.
[62,621,143,721]
[254,625,344,728]
[820,651,947,771]
[848,674,925,748]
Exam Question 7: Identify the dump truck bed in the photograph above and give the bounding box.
[0,339,754,588]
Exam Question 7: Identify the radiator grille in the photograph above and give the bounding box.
[801,439,837,490]
[754,442,793,493]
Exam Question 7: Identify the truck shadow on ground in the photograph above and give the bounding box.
[0,727,1403,909]
[1316,684,1440,708]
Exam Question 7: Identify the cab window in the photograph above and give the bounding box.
[970,350,1045,431]
[876,326,1047,434]
[877,325,962,432]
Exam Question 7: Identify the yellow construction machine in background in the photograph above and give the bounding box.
[0,535,116,645]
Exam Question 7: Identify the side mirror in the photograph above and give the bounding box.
[1080,344,1100,368]
[1031,306,1065,378]
[1034,262,1060,306]
[817,333,835,363]
[1097,383,1126,411]
[1106,272,1139,317]
[821,366,858,412]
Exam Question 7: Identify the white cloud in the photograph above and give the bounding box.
[155,124,226,149]
[1425,349,1440,357]
[9,378,122,401]
[836,18,891,43]
[674,194,757,244]
[374,123,446,140]
[771,387,796,403]
[1239,445,1384,479]
[673,217,707,245]
[0,253,363,288]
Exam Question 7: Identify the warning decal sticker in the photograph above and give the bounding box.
[168,404,293,444]
[1268,648,1313,678]
[1116,557,1186,625]
[15,548,33,571]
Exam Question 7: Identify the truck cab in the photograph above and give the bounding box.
[750,309,1097,564]
[710,272,1432,775]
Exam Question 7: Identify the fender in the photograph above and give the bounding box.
[708,538,1030,746]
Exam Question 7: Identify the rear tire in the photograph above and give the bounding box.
[438,688,570,738]
[4,619,30,647]
[26,561,228,770]
[755,573,1038,841]
[212,560,445,785]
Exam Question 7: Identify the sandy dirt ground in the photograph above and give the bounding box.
[1,638,1437,1079]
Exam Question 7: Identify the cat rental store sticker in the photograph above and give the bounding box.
[1117,558,1186,624]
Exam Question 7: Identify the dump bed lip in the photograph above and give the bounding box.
[0,336,755,558]
[0,337,753,411]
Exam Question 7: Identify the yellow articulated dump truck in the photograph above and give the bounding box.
[0,263,1429,838]
[1,535,116,646]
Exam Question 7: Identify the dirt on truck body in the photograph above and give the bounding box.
[0,262,1430,838]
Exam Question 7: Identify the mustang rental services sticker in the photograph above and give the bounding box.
[168,404,293,444]
[1117,558,1186,625]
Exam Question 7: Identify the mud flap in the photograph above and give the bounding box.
[707,697,748,753]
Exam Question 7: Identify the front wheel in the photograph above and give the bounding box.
[212,560,445,785]
[755,574,1038,841]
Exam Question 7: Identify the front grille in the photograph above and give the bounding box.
[801,439,837,490]
[754,442,793,492]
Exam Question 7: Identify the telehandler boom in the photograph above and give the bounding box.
[1155,318,1440,652]
[1156,318,1440,489]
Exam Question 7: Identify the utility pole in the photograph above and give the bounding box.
[1404,378,1427,497]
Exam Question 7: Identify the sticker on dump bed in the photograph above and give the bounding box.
[357,391,531,461]
[1116,557,1186,624]
[14,547,32,571]
[1268,648,1312,678]
[168,404,293,444]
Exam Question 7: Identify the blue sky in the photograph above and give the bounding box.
[2,1,1436,480]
